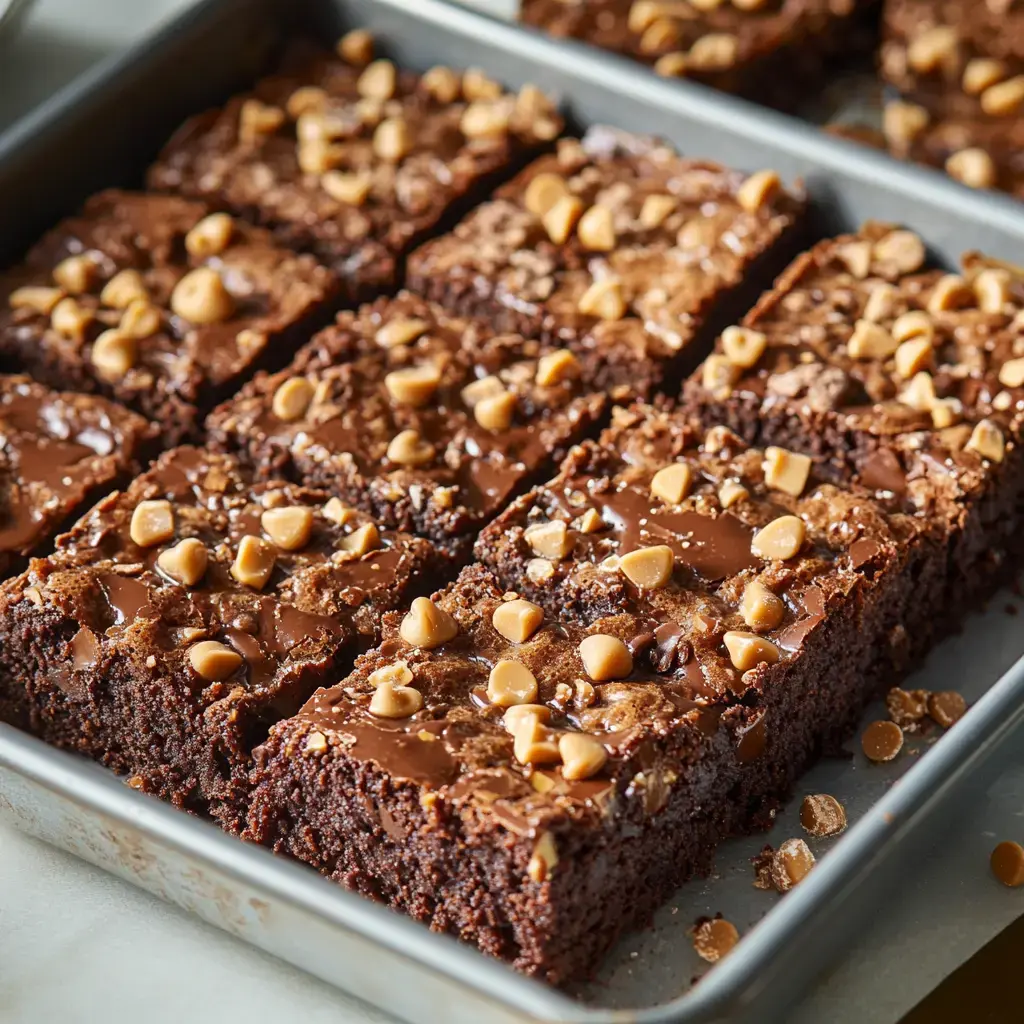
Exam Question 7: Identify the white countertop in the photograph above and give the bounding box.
[1,2,1023,1021]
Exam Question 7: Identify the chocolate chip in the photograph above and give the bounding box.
[991,841,1024,887]
[770,837,816,892]
[800,794,847,837]
[692,917,739,963]
[861,719,904,762]
[928,691,967,729]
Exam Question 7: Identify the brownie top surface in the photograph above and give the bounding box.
[883,0,1024,67]
[408,126,801,360]
[147,41,562,263]
[207,292,611,534]
[1,190,335,400]
[0,375,150,559]
[5,446,434,696]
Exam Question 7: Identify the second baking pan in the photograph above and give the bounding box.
[2,0,1024,1021]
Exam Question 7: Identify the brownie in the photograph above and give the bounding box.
[0,192,339,446]
[520,0,875,112]
[0,446,442,828]
[406,127,803,390]
[206,292,618,558]
[0,374,152,582]
[248,406,940,983]
[681,223,1024,599]
[148,38,562,291]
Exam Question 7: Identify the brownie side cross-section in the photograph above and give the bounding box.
[0,191,339,446]
[147,39,562,292]
[0,446,443,829]
[206,292,621,559]
[406,126,803,389]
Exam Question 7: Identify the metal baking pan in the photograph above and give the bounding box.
[2,1,1024,1021]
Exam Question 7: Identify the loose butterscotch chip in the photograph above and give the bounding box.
[376,317,428,349]
[991,841,1024,887]
[171,267,235,324]
[512,713,561,766]
[524,520,573,560]
[928,690,967,729]
[357,59,396,101]
[998,357,1024,388]
[619,545,675,590]
[579,634,633,681]
[503,703,550,734]
[974,268,1012,313]
[965,419,1005,462]
[736,169,781,213]
[946,148,997,190]
[895,337,933,379]
[928,274,972,314]
[578,205,616,251]
[654,51,689,77]
[400,597,458,649]
[702,353,739,396]
[9,285,64,315]
[751,515,805,561]
[886,686,929,729]
[771,838,816,891]
[907,25,958,74]
[188,641,242,682]
[272,377,314,422]
[723,631,780,671]
[487,660,539,707]
[130,500,174,548]
[651,462,692,505]
[101,269,149,309]
[873,230,925,274]
[559,733,607,780]
[689,32,739,71]
[899,371,937,412]
[52,254,97,294]
[185,213,233,257]
[981,75,1024,117]
[261,506,314,551]
[386,429,435,467]
[422,65,460,104]
[337,28,374,66]
[524,173,568,217]
[322,170,373,205]
[156,537,209,586]
[763,446,812,497]
[861,719,904,762]
[891,310,933,344]
[50,298,92,341]
[848,319,899,360]
[542,194,585,244]
[535,348,579,387]
[800,794,847,837]
[230,535,276,590]
[374,116,411,161]
[863,283,898,323]
[721,325,767,369]
[340,522,381,557]
[693,918,739,963]
[120,299,161,340]
[474,390,517,432]
[90,330,135,378]
[740,579,784,631]
[384,364,442,407]
[963,57,1005,95]
[883,100,929,146]
[577,278,626,320]
[370,679,424,719]
[527,832,559,882]
[493,598,544,644]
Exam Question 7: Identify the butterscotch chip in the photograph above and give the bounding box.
[650,462,692,504]
[171,267,235,324]
[688,32,739,71]
[847,320,899,360]
[272,377,314,422]
[763,446,812,497]
[261,506,314,551]
[100,269,148,309]
[474,390,517,432]
[512,714,561,766]
[991,841,1024,887]
[723,631,780,671]
[357,59,396,100]
[928,690,967,729]
[974,269,1012,313]
[963,57,1005,95]
[384,364,442,407]
[524,173,569,217]
[188,641,242,682]
[239,99,285,143]
[740,580,784,631]
[512,84,561,141]
[90,329,136,378]
[50,297,93,341]
[492,599,544,643]
[872,230,925,274]
[297,140,344,175]
[863,283,898,323]
[771,838,816,891]
[965,419,1005,462]
[719,480,749,508]
[374,116,411,162]
[421,65,461,104]
[487,659,539,707]
[120,299,161,340]
[578,278,626,321]
[461,375,505,408]
[376,317,428,348]
[130,500,174,548]
[386,429,435,466]
[981,75,1024,117]
[156,537,209,586]
[619,545,675,589]
[895,337,933,379]
[654,51,689,77]
[524,520,573,560]
[886,686,929,729]
[883,100,929,145]
[861,719,904,762]
[736,169,781,213]
[322,170,373,205]
[559,733,607,780]
[721,325,767,369]
[577,205,616,251]
[579,634,633,681]
[369,679,424,718]
[751,515,805,561]
[891,310,933,343]
[400,597,458,649]
[9,285,64,315]
[542,194,585,244]
[998,357,1024,388]
[927,274,972,314]
[337,28,374,66]
[462,99,512,140]
[836,240,872,279]
[503,703,551,734]
[185,213,233,258]
[800,794,847,837]
[946,148,997,190]
[898,371,937,411]
[52,254,97,294]
[340,522,381,556]
[535,348,579,387]
[702,353,739,395]
[907,25,958,74]
[636,194,676,230]
[369,661,414,689]
[230,535,276,590]
[575,508,604,534]
[693,918,739,963]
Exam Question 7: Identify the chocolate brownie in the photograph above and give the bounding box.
[148,37,562,291]
[0,192,339,446]
[206,292,619,558]
[0,446,442,828]
[406,127,804,390]
[681,223,1024,599]
[248,413,940,984]
[0,375,152,583]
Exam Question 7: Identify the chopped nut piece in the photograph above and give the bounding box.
[376,317,428,348]
[305,731,328,754]
[100,269,148,309]
[527,832,559,882]
[763,446,812,497]
[386,429,435,466]
[535,348,580,387]
[230,535,276,590]
[998,357,1024,388]
[185,213,234,257]
[50,297,93,341]
[751,515,805,561]
[702,353,739,396]
[654,51,689,77]
[894,337,933,379]
[369,679,424,718]
[52,254,97,294]
[460,99,511,139]
[863,283,898,323]
[297,140,344,175]
[740,580,784,631]
[337,28,374,66]
[357,59,397,101]
[974,268,1012,313]
[721,325,767,369]
[872,230,925,274]
[542,193,585,244]
[559,733,607,781]
[577,205,616,251]
[991,841,1024,887]
[928,690,967,729]
[400,597,458,649]
[462,68,502,101]
[90,330,136,378]
[771,837,816,891]
[861,719,904,762]
[340,522,381,556]
[170,267,235,324]
[384,364,442,407]
[120,299,161,339]
[638,193,676,229]
[461,375,506,408]
[946,148,997,190]
[474,390,517,432]
[736,169,781,213]
[927,274,972,314]
[628,0,662,32]
[575,508,604,534]
[524,520,573,560]
[650,462,692,505]
[891,310,933,343]
[931,397,962,428]
[898,371,937,412]
[421,65,461,104]
[836,240,873,279]
[503,703,551,734]
[322,498,354,526]
[322,170,373,205]
[492,599,544,644]
[719,480,749,508]
[800,794,847,837]
[907,25,959,75]
[130,500,174,548]
[965,419,1005,462]
[526,557,555,583]
[693,918,739,963]
[689,32,739,71]
[524,172,569,217]
[286,86,328,119]
[847,319,899,360]
[156,537,209,586]
[577,277,626,320]
[981,75,1024,117]
[512,713,561,766]
[883,100,930,146]
[188,641,242,682]
[374,116,411,161]
[239,99,285,143]
[272,377,314,422]
[963,57,1005,94]
[487,659,539,707]
[639,16,681,53]
[723,631,780,671]
[10,285,64,314]
[579,634,633,681]
[261,506,314,551]
[619,545,675,590]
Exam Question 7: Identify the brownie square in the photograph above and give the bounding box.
[206,292,618,558]
[406,127,803,389]
[148,40,562,292]
[0,191,339,446]
[0,374,152,583]
[681,223,1024,598]
[0,446,442,828]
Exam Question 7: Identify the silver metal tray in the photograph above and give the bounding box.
[2,1,1024,1021]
